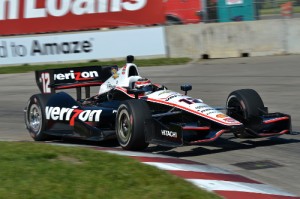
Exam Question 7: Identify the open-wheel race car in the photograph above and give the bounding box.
[24,56,292,151]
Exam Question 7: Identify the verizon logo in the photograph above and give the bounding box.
[45,106,102,126]
[54,70,99,81]
[0,0,147,20]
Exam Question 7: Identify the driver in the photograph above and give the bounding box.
[134,78,153,95]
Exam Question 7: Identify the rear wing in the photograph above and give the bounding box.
[35,65,117,100]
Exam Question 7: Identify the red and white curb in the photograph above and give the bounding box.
[95,147,300,199]
[49,143,300,199]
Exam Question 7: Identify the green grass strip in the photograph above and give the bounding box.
[0,142,220,199]
[0,57,191,74]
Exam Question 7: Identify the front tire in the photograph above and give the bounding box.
[24,94,53,141]
[226,89,265,138]
[116,100,150,151]
[227,89,265,120]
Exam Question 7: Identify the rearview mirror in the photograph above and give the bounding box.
[180,84,192,95]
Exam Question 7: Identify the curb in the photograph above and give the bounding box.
[49,143,300,199]
[95,147,300,199]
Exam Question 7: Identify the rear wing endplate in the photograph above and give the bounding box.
[35,65,117,100]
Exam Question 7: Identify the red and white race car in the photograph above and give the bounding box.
[24,56,291,151]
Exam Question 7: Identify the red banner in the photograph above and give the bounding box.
[0,0,165,36]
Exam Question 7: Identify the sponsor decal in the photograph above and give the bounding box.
[122,65,126,75]
[106,82,113,89]
[54,70,99,81]
[45,106,102,126]
[223,118,237,123]
[195,105,210,110]
[165,94,181,101]
[200,108,215,113]
[161,129,177,138]
[158,90,173,96]
[206,111,218,115]
[111,68,119,79]
[216,114,227,118]
[179,98,202,105]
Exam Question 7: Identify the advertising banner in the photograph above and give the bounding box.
[0,0,165,35]
[0,27,166,66]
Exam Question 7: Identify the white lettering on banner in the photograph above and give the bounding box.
[1,0,147,20]
[72,0,95,15]
[98,0,108,13]
[25,0,47,19]
[123,0,146,11]
[47,0,71,17]
[0,0,19,20]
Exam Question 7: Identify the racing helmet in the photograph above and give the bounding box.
[134,78,153,94]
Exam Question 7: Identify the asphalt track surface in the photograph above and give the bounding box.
[1,55,300,196]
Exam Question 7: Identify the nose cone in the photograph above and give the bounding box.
[230,124,245,134]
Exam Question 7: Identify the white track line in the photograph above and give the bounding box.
[188,179,297,197]
[144,162,233,174]
[103,150,173,158]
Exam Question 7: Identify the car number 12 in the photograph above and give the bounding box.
[41,72,51,93]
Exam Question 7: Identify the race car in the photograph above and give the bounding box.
[24,55,292,151]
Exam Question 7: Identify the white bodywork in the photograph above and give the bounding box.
[99,63,141,94]
[99,63,242,126]
[146,90,242,126]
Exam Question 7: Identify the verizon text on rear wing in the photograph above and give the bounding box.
[35,65,117,99]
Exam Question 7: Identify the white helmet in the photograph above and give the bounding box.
[134,78,153,94]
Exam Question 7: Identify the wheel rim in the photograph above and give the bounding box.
[227,97,245,121]
[28,104,42,133]
[118,109,132,144]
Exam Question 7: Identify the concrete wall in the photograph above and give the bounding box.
[165,19,300,59]
[1,19,300,66]
[287,19,300,54]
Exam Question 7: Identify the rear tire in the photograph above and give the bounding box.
[116,100,150,151]
[24,94,53,141]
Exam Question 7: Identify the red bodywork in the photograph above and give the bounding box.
[164,0,202,24]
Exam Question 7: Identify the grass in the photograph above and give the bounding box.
[0,142,220,199]
[0,57,192,74]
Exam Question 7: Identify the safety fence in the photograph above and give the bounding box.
[200,0,298,23]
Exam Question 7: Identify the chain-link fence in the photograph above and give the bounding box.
[202,0,298,23]
[257,0,298,19]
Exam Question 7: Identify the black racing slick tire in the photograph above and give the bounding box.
[24,94,53,141]
[116,100,150,151]
[226,89,265,138]
[226,89,265,121]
